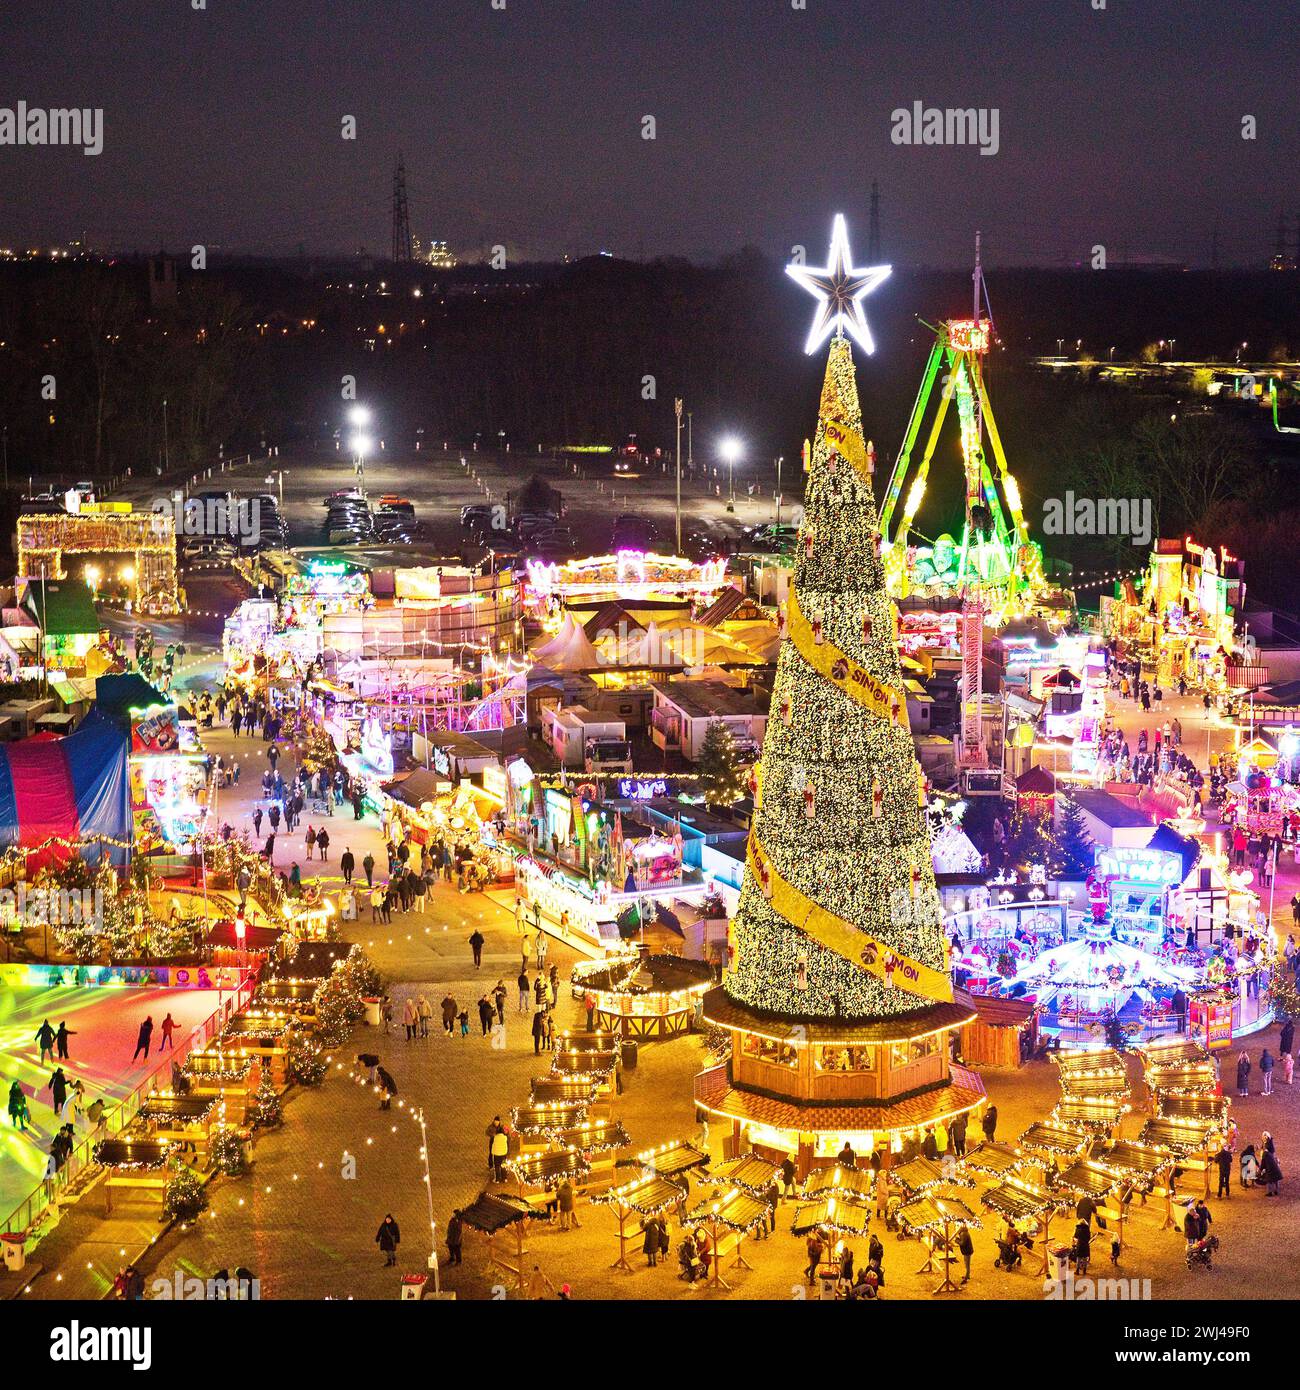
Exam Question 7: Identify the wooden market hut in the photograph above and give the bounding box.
[959,994,1040,1069]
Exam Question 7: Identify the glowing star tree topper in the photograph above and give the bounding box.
[787,213,891,356]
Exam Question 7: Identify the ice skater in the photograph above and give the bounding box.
[132,1016,154,1062]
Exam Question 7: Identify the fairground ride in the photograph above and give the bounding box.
[878,238,1061,783]
[878,247,1048,619]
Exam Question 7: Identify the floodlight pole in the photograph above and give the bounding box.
[674,399,683,555]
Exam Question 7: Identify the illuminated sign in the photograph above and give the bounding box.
[947,318,990,353]
[1095,846,1182,886]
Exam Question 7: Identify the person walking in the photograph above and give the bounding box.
[341,848,355,885]
[446,1210,463,1266]
[982,1104,998,1143]
[1215,1143,1233,1199]
[252,806,263,838]
[532,1008,546,1056]
[160,1013,177,1050]
[362,851,375,887]
[955,1222,974,1285]
[304,825,316,861]
[1259,1139,1283,1197]
[490,1124,510,1181]
[441,994,458,1035]
[477,996,494,1037]
[402,997,418,1041]
[8,1079,29,1130]
[805,1231,825,1285]
[48,1067,68,1115]
[1261,1048,1276,1095]
[316,827,329,862]
[517,969,530,1014]
[416,994,432,1038]
[469,929,485,968]
[375,1214,401,1266]
[1236,1050,1252,1097]
[35,1019,56,1064]
[950,1110,968,1158]
[557,1177,580,1230]
[132,1016,154,1062]
[492,980,508,1026]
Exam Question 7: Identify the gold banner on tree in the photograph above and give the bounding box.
[786,590,910,733]
[747,833,953,1004]
[822,418,873,487]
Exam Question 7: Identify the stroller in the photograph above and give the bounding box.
[994,1229,1025,1271]
[1186,1233,1219,1270]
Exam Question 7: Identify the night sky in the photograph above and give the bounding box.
[2,0,1296,267]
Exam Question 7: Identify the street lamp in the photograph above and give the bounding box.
[719,436,742,510]
[774,456,785,527]
[348,405,372,429]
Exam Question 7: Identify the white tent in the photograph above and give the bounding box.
[531,615,602,672]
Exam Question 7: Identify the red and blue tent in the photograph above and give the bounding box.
[0,710,129,861]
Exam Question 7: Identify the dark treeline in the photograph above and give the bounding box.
[0,251,1297,602]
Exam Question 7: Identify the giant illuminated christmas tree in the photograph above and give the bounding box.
[695,220,984,1170]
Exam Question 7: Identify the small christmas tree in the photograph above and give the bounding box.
[1051,796,1095,878]
[287,1032,327,1086]
[312,973,363,1045]
[163,1160,208,1222]
[208,1125,249,1176]
[248,1076,282,1129]
[698,721,746,808]
[338,945,382,999]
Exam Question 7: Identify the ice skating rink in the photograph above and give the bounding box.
[0,982,222,1218]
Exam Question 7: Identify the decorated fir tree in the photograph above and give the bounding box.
[248,1076,282,1129]
[725,335,951,1020]
[1051,796,1095,878]
[163,1160,208,1222]
[698,720,746,807]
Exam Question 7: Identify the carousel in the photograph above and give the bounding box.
[1009,920,1200,1042]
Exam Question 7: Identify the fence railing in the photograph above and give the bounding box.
[2,970,258,1241]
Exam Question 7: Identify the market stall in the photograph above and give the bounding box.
[456,1190,548,1294]
[800,1164,877,1202]
[681,1188,771,1289]
[133,1093,223,1160]
[897,1194,982,1294]
[1051,1156,1129,1251]
[890,1156,974,1199]
[573,954,715,1040]
[1050,1094,1129,1137]
[593,1172,688,1273]
[708,1153,781,1198]
[219,1014,295,1088]
[510,1101,590,1146]
[529,1076,602,1112]
[960,1141,1025,1182]
[978,1176,1064,1276]
[92,1137,178,1214]
[181,1047,257,1119]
